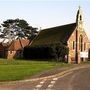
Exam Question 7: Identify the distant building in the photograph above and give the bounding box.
[26,7,90,63]
[0,39,30,59]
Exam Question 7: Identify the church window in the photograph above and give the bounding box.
[73,41,75,50]
[80,15,82,20]
[84,43,86,51]
[79,35,83,51]
[10,51,12,54]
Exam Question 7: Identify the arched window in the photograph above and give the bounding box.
[84,42,86,51]
[73,41,75,50]
[79,35,83,51]
[80,15,82,20]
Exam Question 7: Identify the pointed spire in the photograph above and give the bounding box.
[78,6,82,13]
[76,6,83,30]
[79,6,81,10]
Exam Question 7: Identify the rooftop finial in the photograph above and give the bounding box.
[79,6,81,10]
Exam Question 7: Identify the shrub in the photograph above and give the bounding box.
[23,43,69,62]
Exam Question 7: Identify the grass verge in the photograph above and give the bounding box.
[0,59,71,81]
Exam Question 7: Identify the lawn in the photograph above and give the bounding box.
[0,59,71,81]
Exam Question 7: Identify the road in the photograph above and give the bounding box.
[0,65,90,90]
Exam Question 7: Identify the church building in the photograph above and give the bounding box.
[26,7,90,63]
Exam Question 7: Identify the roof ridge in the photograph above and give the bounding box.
[42,23,76,31]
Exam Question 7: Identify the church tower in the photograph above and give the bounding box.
[76,6,83,31]
[75,6,84,64]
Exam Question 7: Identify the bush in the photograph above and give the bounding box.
[23,43,69,62]
[50,43,69,62]
[23,46,53,59]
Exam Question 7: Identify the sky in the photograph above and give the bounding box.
[0,0,90,38]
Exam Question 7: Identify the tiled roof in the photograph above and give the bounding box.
[0,44,4,51]
[7,39,30,51]
[30,23,76,47]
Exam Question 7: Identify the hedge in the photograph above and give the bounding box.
[23,43,69,62]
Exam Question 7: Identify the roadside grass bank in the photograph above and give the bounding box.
[82,60,90,64]
[0,59,72,82]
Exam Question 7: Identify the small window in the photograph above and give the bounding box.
[84,43,86,51]
[80,15,82,20]
[10,51,12,54]
[79,35,83,51]
[73,41,75,50]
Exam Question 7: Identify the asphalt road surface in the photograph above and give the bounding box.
[0,65,90,90]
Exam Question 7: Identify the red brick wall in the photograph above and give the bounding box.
[68,28,90,63]
[6,50,23,59]
[68,29,76,63]
[6,39,30,59]
[6,51,16,59]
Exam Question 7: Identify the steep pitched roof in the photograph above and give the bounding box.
[0,43,4,51]
[30,23,76,47]
[7,39,30,51]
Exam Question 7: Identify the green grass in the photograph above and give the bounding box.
[82,60,90,64]
[0,59,71,81]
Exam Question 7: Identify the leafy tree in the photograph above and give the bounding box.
[1,19,38,40]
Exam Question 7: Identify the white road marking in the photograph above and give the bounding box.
[40,79,46,84]
[48,84,53,88]
[53,78,58,81]
[51,81,56,84]
[36,84,42,88]
[47,78,57,89]
[34,79,46,89]
[40,81,44,84]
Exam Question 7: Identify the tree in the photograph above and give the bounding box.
[1,19,38,40]
[51,43,69,62]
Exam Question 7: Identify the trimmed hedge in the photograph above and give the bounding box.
[23,43,69,61]
[24,46,53,59]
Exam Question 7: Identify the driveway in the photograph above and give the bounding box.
[0,64,90,90]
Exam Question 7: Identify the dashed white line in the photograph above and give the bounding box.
[40,81,45,84]
[34,79,46,90]
[51,81,56,84]
[47,80,56,89]
[48,84,53,88]
[53,78,58,81]
[47,77,58,89]
[34,71,73,90]
[36,84,42,88]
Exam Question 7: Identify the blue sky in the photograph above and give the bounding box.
[0,0,90,38]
